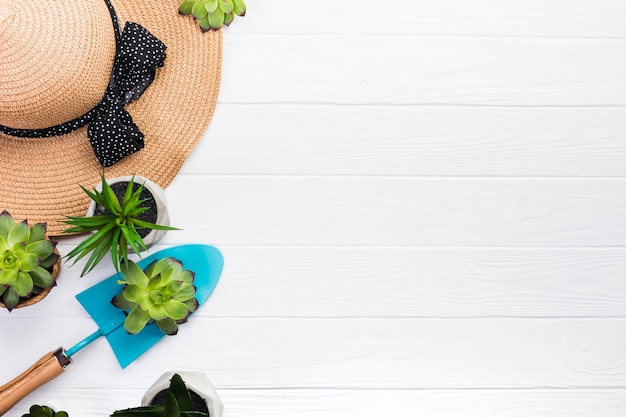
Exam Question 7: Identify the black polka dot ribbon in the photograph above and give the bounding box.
[0,0,166,168]
[88,22,166,167]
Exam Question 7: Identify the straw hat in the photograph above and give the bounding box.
[0,0,222,235]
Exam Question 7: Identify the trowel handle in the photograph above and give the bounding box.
[0,348,71,416]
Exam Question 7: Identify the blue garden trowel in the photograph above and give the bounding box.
[0,244,223,416]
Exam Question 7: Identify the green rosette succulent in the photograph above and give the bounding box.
[111,257,198,336]
[179,0,246,31]
[0,211,59,311]
[22,405,69,417]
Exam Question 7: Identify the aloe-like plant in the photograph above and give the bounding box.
[111,257,198,335]
[63,174,177,277]
[112,373,209,417]
[22,405,68,417]
[179,0,246,31]
[0,211,59,311]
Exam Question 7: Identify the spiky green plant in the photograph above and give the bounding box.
[112,373,209,417]
[63,174,177,277]
[111,257,198,336]
[22,405,68,417]
[179,0,246,31]
[0,211,59,312]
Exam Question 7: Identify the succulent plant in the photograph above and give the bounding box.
[111,257,198,336]
[63,174,177,277]
[0,211,59,311]
[179,0,246,31]
[22,405,68,417]
[112,373,209,417]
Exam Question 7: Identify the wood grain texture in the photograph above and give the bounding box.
[3,1,626,416]
[190,105,626,177]
[2,318,626,390]
[237,1,626,38]
[11,388,626,417]
[44,245,626,319]
[158,176,626,247]
[220,36,626,105]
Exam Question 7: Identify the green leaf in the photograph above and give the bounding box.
[218,0,233,14]
[130,218,178,231]
[0,269,17,285]
[112,405,166,417]
[178,270,195,284]
[173,283,196,301]
[28,222,47,243]
[124,305,151,334]
[208,7,225,28]
[163,390,182,417]
[149,304,168,320]
[81,232,114,276]
[204,0,218,13]
[20,253,39,272]
[178,0,195,15]
[122,176,136,208]
[169,374,192,410]
[8,221,29,246]
[0,235,8,253]
[111,292,137,310]
[26,240,54,259]
[156,317,179,335]
[121,261,149,287]
[101,175,123,214]
[0,211,14,239]
[39,252,58,269]
[198,14,212,31]
[192,0,208,19]
[30,266,54,289]
[14,271,33,297]
[163,300,189,320]
[123,284,150,306]
[183,298,199,313]
[223,11,234,26]
[2,286,20,311]
[232,0,246,15]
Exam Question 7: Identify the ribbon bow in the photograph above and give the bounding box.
[88,22,166,167]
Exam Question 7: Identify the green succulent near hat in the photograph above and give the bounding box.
[112,257,198,336]
[0,211,59,311]
[179,0,246,31]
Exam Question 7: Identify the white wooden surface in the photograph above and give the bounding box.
[3,1,626,415]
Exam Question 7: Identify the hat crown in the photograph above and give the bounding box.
[0,0,116,129]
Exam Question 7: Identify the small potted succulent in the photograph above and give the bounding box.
[111,257,198,336]
[178,0,246,31]
[22,405,68,417]
[63,174,177,277]
[0,211,61,312]
[112,372,223,417]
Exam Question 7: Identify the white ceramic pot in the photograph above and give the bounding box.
[141,371,224,417]
[86,175,170,249]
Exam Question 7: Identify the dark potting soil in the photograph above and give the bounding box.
[93,181,158,239]
[151,389,210,415]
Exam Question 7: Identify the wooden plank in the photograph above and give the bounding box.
[232,1,626,38]
[192,105,626,177]
[13,388,626,417]
[220,36,626,105]
[52,245,626,319]
[2,318,626,389]
[153,176,626,247]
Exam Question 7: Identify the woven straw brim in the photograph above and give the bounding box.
[0,0,222,236]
